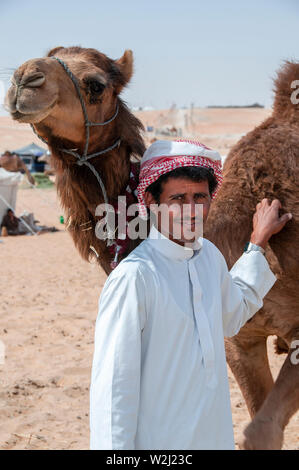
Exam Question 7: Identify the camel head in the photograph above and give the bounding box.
[5,46,134,150]
[273,61,299,124]
[5,46,145,274]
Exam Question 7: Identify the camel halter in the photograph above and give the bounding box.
[31,56,121,246]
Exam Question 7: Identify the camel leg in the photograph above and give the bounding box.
[225,335,274,417]
[242,329,299,450]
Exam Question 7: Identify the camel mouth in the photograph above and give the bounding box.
[11,110,30,121]
[10,101,57,123]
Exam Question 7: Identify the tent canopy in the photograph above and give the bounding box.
[13,142,46,158]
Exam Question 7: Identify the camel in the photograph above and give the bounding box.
[5,46,299,449]
[5,46,145,274]
[0,150,35,185]
[204,61,299,449]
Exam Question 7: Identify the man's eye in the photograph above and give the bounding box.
[89,81,105,94]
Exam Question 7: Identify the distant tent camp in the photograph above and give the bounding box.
[13,142,46,157]
[13,142,47,172]
[0,168,23,225]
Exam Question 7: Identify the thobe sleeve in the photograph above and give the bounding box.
[90,263,147,450]
[219,250,277,337]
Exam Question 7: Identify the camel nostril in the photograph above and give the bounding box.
[21,72,45,88]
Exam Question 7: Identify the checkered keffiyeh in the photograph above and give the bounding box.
[137,139,223,219]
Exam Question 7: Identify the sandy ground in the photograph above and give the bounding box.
[0,111,298,450]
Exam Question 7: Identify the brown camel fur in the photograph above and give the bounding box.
[204,61,299,449]
[0,150,35,185]
[5,46,145,274]
[5,47,299,448]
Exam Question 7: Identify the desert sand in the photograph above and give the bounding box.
[0,110,298,450]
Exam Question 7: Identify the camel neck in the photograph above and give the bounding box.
[91,144,132,199]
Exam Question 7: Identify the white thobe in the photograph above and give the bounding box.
[90,225,276,450]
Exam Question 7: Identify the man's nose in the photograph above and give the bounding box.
[183,199,199,218]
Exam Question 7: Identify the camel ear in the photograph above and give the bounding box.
[47,46,65,57]
[113,50,133,94]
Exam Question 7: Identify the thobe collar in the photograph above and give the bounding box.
[146,224,203,261]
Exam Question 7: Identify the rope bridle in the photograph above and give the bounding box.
[31,56,120,245]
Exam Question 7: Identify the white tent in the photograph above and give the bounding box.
[0,168,23,225]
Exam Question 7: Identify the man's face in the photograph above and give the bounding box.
[144,177,212,246]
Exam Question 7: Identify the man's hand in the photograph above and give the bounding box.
[250,198,292,250]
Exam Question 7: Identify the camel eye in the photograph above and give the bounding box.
[88,80,105,94]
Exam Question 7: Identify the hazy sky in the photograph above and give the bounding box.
[0,0,298,114]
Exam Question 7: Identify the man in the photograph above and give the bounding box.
[90,139,292,450]
[1,209,21,236]
[1,208,58,236]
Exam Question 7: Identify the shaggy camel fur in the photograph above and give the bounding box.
[0,151,35,185]
[205,61,299,449]
[5,47,299,448]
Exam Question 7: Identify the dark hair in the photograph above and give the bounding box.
[145,166,218,204]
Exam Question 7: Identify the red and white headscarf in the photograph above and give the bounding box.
[137,139,223,219]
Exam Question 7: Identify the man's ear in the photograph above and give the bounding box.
[113,50,133,94]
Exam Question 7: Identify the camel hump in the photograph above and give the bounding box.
[273,61,299,119]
